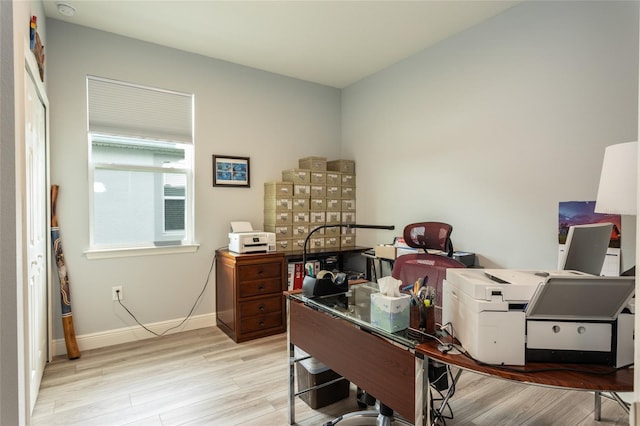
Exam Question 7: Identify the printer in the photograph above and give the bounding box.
[442,269,634,367]
[228,221,276,254]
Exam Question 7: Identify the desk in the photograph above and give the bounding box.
[287,284,427,425]
[284,246,373,280]
[416,338,633,424]
[286,283,632,426]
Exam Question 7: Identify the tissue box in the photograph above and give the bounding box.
[370,293,410,332]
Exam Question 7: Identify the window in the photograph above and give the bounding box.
[87,77,195,255]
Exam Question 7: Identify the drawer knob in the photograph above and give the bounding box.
[258,284,265,291]
[258,304,265,312]
[259,320,265,327]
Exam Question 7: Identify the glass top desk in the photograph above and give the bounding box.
[286,282,633,426]
[287,282,427,425]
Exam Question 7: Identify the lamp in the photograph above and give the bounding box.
[594,141,637,215]
[301,223,394,297]
[594,141,637,276]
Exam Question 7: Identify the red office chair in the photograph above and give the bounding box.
[392,222,465,327]
[328,223,466,426]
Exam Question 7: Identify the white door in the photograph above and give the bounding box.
[25,64,48,413]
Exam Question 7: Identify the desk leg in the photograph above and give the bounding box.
[420,354,430,426]
[594,391,601,421]
[287,299,295,425]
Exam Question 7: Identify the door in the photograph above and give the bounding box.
[25,62,48,413]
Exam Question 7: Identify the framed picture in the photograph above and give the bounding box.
[213,155,250,187]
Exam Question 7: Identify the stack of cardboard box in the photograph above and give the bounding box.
[264,157,356,254]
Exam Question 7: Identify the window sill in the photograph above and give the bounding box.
[84,243,200,259]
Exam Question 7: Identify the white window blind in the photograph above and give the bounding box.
[87,76,194,143]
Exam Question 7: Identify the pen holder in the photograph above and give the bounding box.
[410,304,435,335]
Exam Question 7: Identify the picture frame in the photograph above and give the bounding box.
[212,155,250,187]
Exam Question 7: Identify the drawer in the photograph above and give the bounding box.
[239,312,283,334]
[238,262,282,281]
[239,296,282,318]
[239,277,283,298]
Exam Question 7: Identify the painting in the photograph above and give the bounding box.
[213,155,250,187]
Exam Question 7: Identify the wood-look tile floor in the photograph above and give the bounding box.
[31,327,630,425]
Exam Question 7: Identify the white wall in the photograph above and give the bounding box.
[343,1,639,271]
[45,20,342,346]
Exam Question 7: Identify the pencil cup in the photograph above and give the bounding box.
[410,304,435,334]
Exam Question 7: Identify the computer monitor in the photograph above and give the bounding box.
[559,222,613,276]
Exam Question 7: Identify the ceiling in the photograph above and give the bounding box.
[42,1,520,88]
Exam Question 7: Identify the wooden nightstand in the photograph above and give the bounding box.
[215,249,286,342]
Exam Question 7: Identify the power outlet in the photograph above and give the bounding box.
[111,286,123,301]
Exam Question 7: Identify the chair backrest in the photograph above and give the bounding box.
[394,222,463,325]
[392,254,465,325]
[403,222,454,257]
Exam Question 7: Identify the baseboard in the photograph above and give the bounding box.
[52,313,215,357]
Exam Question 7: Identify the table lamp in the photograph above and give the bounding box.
[301,223,394,297]
[594,141,637,275]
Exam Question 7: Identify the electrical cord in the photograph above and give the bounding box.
[114,250,217,337]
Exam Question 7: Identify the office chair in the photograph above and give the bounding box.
[325,223,465,426]
[391,222,466,326]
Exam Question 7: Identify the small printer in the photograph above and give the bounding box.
[228,221,275,254]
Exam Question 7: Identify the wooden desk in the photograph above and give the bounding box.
[416,338,633,424]
[287,295,426,425]
[287,287,632,425]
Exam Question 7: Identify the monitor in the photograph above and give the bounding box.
[559,222,613,276]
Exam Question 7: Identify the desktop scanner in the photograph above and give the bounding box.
[442,269,634,366]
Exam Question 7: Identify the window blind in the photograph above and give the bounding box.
[87,76,194,144]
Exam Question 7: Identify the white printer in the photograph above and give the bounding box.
[442,269,634,367]
[228,221,276,254]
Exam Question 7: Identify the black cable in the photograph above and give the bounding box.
[115,250,216,337]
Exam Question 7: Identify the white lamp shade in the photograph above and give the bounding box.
[594,141,637,215]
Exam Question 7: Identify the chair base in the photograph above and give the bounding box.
[323,408,413,426]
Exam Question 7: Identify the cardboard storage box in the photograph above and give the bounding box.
[340,235,355,247]
[370,293,410,333]
[263,197,292,211]
[275,239,292,252]
[264,182,293,197]
[326,171,341,186]
[298,156,327,171]
[341,199,356,211]
[292,198,310,211]
[282,169,311,184]
[325,236,340,249]
[341,173,355,187]
[327,159,356,174]
[326,186,341,198]
[264,210,293,225]
[309,185,326,198]
[310,198,326,211]
[326,211,341,224]
[264,224,292,239]
[293,184,310,198]
[295,347,350,409]
[310,171,327,185]
[374,245,397,260]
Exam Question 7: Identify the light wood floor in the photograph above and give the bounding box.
[32,327,630,425]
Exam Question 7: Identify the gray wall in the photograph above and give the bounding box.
[46,20,342,340]
[343,1,639,271]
